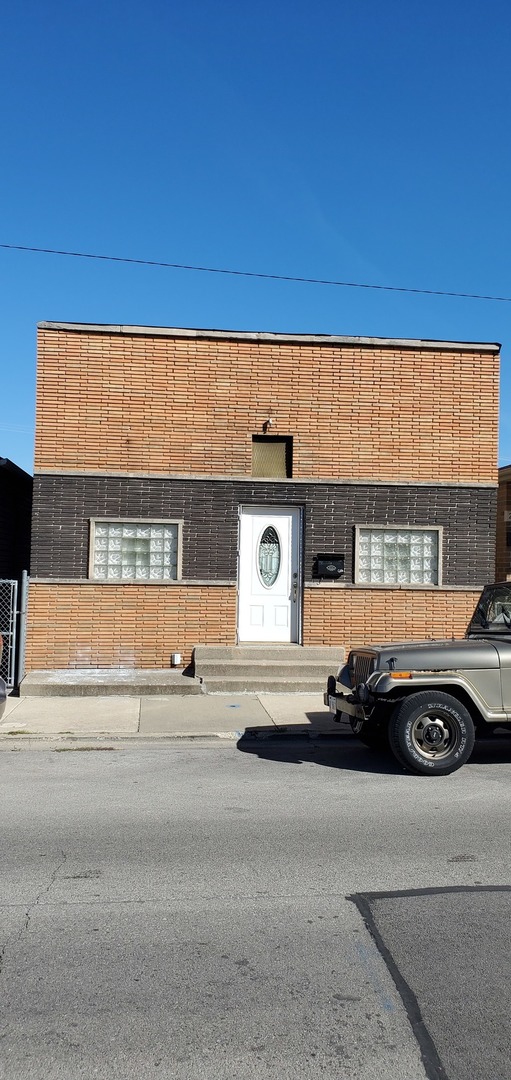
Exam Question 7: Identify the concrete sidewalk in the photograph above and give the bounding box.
[0,692,339,742]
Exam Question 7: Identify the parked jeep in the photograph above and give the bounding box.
[325,582,511,775]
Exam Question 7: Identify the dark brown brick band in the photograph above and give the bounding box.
[31,474,496,587]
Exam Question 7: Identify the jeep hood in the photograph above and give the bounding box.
[363,638,500,671]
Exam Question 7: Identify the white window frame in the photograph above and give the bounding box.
[89,518,183,582]
[354,525,443,587]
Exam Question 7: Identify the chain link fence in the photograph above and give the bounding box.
[0,579,18,688]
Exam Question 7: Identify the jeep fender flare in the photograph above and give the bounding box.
[370,672,497,725]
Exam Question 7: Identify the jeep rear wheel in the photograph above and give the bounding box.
[389,692,475,775]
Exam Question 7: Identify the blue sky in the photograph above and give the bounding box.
[2,0,510,474]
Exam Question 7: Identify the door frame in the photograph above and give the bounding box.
[236,504,304,644]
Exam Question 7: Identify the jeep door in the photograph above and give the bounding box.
[495,642,511,719]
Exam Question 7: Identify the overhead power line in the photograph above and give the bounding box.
[1,242,511,303]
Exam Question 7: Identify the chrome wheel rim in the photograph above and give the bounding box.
[410,710,460,760]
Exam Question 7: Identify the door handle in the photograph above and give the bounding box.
[292,574,298,602]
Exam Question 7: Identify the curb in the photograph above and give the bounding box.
[0,727,347,750]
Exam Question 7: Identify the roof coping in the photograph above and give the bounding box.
[37,322,501,353]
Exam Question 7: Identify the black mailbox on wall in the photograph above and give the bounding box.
[314,554,345,579]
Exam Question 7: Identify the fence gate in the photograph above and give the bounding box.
[0,579,18,689]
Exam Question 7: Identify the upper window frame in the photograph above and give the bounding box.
[354,524,443,587]
[88,517,184,583]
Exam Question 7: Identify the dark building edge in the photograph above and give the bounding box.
[0,458,32,578]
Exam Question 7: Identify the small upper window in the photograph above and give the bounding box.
[355,526,441,586]
[252,436,293,478]
[90,520,181,581]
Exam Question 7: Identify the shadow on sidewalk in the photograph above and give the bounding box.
[237,717,511,775]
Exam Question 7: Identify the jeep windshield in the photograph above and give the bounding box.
[468,583,511,634]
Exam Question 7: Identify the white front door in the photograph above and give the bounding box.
[238,506,301,643]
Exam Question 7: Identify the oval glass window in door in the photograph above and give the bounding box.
[258,526,281,587]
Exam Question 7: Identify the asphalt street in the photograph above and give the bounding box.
[1,733,510,1079]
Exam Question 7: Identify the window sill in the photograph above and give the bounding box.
[305,581,479,591]
[30,578,237,586]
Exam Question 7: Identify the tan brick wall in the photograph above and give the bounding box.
[35,328,499,484]
[26,584,237,670]
[304,587,480,653]
[26,582,481,671]
[496,469,511,580]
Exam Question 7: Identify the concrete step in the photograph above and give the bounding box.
[201,675,330,694]
[20,669,203,697]
[193,644,343,693]
[196,659,339,679]
[194,645,342,663]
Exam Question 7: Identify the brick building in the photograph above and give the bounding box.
[496,465,511,580]
[27,323,500,672]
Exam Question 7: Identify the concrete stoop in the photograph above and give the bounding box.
[20,669,202,697]
[193,645,343,693]
[20,645,344,697]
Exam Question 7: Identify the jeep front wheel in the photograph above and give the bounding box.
[389,692,475,775]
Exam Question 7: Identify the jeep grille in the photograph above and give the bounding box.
[352,653,376,687]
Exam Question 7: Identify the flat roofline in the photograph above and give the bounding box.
[37,322,501,353]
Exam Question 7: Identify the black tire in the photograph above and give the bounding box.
[350,715,390,751]
[389,692,475,775]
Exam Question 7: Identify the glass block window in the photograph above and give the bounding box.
[91,521,180,581]
[356,527,440,585]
